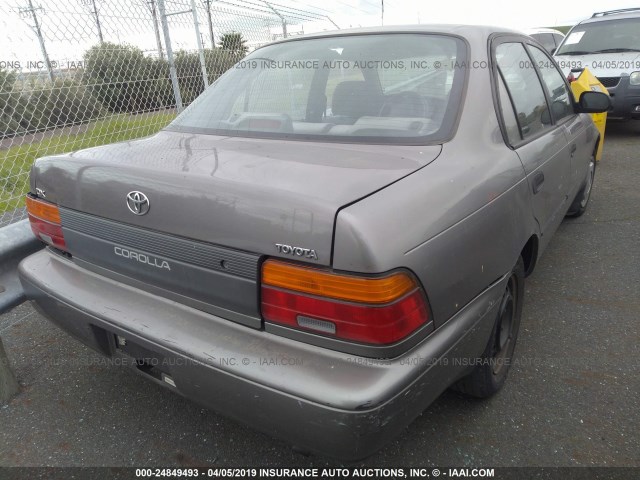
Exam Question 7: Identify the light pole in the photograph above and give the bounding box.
[202,0,215,49]
[19,0,54,83]
[81,0,104,43]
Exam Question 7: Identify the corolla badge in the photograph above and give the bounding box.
[126,191,150,215]
[114,247,170,271]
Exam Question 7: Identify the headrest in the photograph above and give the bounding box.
[331,81,380,118]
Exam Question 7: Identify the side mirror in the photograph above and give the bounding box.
[550,47,557,55]
[577,91,611,113]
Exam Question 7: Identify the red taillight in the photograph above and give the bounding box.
[261,260,430,345]
[25,196,67,251]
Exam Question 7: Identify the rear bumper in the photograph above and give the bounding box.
[19,248,504,460]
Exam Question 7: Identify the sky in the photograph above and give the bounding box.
[318,0,640,30]
[1,0,640,72]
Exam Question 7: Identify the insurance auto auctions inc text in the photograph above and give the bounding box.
[136,468,495,479]
[254,468,495,478]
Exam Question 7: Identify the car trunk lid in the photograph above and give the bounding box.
[32,130,441,324]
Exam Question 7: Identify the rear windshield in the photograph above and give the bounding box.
[555,17,640,55]
[166,33,467,144]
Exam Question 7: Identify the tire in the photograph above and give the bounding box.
[452,256,525,398]
[566,153,596,218]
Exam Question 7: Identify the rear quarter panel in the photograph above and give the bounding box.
[333,48,537,327]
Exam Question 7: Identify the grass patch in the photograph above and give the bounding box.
[0,111,175,214]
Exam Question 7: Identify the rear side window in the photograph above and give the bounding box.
[526,45,574,122]
[496,43,550,140]
[167,34,467,144]
[496,72,521,145]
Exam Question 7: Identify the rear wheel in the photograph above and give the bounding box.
[452,257,525,398]
[566,154,596,218]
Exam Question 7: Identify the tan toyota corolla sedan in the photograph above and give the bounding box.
[20,25,609,459]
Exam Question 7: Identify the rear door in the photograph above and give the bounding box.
[492,38,572,251]
[525,43,592,195]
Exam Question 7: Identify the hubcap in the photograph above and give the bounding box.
[493,275,517,376]
[580,158,595,209]
[498,292,514,350]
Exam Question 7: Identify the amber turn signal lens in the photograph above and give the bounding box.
[262,259,417,304]
[25,195,61,224]
[25,195,67,251]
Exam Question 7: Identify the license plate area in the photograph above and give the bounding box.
[114,334,176,388]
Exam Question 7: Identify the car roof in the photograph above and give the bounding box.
[525,27,565,35]
[265,24,523,46]
[578,9,640,25]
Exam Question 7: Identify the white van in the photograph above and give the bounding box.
[554,8,640,120]
[527,28,565,54]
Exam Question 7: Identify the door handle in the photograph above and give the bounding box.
[532,172,545,194]
[570,144,577,157]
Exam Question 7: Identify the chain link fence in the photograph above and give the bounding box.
[0,0,338,226]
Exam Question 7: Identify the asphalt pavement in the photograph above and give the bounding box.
[0,121,638,468]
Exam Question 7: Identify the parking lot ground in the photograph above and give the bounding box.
[0,122,638,468]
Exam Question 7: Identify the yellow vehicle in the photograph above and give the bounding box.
[569,68,609,161]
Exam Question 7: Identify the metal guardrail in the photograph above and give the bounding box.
[0,219,41,403]
[0,219,43,315]
[0,335,20,403]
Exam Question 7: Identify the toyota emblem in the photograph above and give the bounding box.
[126,191,150,215]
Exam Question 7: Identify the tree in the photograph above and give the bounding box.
[219,32,248,55]
[19,77,104,131]
[174,48,242,105]
[0,69,23,137]
[83,42,172,112]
